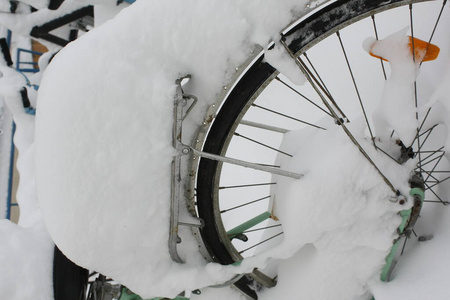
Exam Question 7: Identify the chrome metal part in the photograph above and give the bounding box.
[190,148,303,179]
[170,75,200,263]
[240,119,290,133]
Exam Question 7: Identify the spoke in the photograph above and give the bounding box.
[409,3,424,172]
[420,151,444,169]
[422,169,441,183]
[400,237,408,255]
[417,147,444,162]
[240,119,289,133]
[425,175,450,190]
[242,224,282,234]
[424,199,450,204]
[417,127,438,153]
[221,196,271,213]
[418,125,436,139]
[275,76,333,118]
[239,232,283,255]
[424,181,448,205]
[219,182,276,190]
[336,31,376,144]
[410,5,417,65]
[251,103,326,130]
[234,132,293,157]
[303,53,332,96]
[421,153,445,182]
[280,38,397,194]
[425,179,439,184]
[298,56,348,121]
[371,15,387,80]
[418,149,445,154]
[420,0,447,67]
[409,108,433,148]
[375,145,402,164]
[417,150,441,173]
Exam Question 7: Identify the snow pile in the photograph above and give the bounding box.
[34,0,313,297]
[258,123,411,299]
[216,118,412,299]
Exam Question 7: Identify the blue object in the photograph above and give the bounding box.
[25,107,36,116]
[6,123,16,220]
[6,30,12,48]
[16,48,43,73]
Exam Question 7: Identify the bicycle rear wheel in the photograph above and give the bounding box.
[195,0,449,297]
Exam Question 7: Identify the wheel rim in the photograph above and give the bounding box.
[195,0,449,289]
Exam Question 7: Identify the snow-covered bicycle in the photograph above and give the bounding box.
[2,0,449,299]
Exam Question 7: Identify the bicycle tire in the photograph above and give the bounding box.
[53,246,89,300]
[195,0,448,297]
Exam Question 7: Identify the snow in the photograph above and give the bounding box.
[34,0,313,297]
[0,0,449,300]
[0,219,54,300]
[219,120,414,299]
[368,29,420,145]
[0,62,54,299]
[265,43,306,86]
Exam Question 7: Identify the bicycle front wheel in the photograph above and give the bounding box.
[194,0,450,297]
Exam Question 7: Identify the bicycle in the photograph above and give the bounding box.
[27,0,450,299]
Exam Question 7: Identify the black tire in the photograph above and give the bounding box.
[53,246,89,300]
[196,0,448,296]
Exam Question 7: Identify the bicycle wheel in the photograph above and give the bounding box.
[53,246,89,300]
[194,0,449,296]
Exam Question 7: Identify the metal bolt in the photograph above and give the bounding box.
[182,148,190,154]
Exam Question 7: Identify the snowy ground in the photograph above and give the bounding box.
[1,1,450,300]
